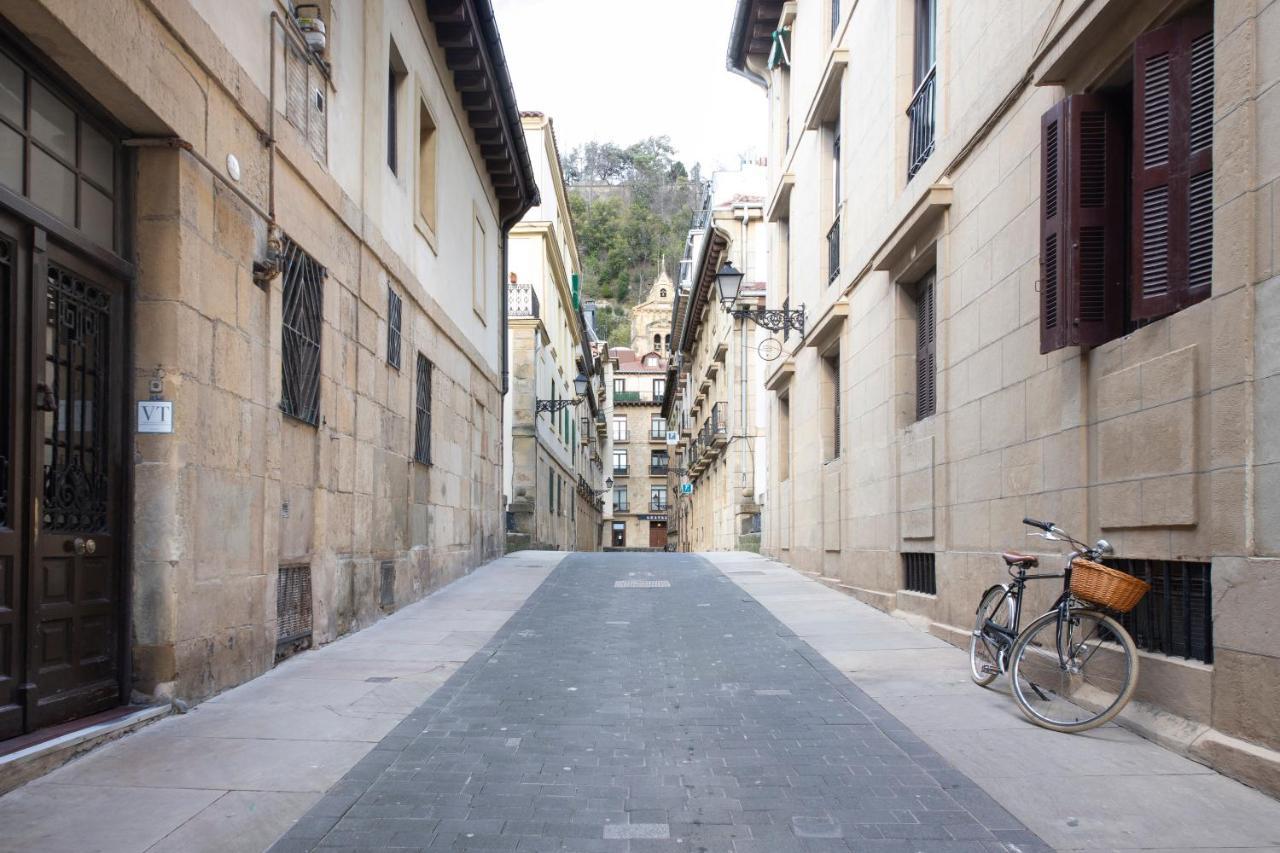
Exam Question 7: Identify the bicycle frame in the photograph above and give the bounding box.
[979,561,1075,674]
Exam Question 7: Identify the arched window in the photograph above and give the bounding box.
[654,334,661,350]
[665,334,671,349]
[660,289,667,298]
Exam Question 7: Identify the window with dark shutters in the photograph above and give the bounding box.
[1132,15,1213,321]
[1038,94,1125,353]
[915,271,937,420]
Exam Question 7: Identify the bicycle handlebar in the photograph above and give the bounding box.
[1022,517,1054,532]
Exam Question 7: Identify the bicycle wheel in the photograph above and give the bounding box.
[1009,606,1139,733]
[969,585,1012,686]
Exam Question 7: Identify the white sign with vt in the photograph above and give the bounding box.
[137,401,174,434]
[666,430,679,445]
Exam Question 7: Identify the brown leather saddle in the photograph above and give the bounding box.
[1001,552,1039,567]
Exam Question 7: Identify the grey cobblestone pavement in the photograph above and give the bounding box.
[269,552,1050,852]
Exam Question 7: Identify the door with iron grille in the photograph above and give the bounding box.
[0,216,127,735]
[27,241,126,729]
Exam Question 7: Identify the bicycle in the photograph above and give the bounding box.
[968,517,1150,733]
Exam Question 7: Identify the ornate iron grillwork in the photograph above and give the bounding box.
[414,353,432,464]
[380,560,395,610]
[387,286,403,370]
[903,552,936,595]
[1113,559,1213,663]
[276,564,313,648]
[0,238,9,529]
[42,263,111,533]
[827,216,841,284]
[280,235,325,426]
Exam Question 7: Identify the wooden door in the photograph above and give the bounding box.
[649,522,667,549]
[0,213,25,739]
[25,239,126,730]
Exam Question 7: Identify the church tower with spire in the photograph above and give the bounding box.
[628,260,676,355]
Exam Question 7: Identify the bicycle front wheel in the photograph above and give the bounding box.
[1008,606,1139,733]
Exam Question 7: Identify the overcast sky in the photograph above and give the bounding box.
[491,0,768,173]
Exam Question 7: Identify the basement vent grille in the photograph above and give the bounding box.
[902,552,937,595]
[380,560,395,610]
[614,580,670,589]
[276,564,313,657]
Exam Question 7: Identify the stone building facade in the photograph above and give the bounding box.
[0,0,537,742]
[663,163,772,552]
[504,113,605,552]
[730,0,1280,791]
[606,276,673,549]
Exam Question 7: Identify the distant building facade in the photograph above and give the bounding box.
[504,113,606,552]
[729,0,1280,793]
[663,163,771,552]
[606,275,672,549]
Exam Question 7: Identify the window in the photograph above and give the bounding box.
[472,214,488,320]
[653,379,666,399]
[614,378,625,394]
[612,415,628,441]
[611,521,626,547]
[613,449,628,474]
[821,349,841,461]
[650,451,668,475]
[907,0,937,180]
[414,353,432,464]
[650,486,668,510]
[613,485,629,511]
[827,123,842,285]
[417,96,438,237]
[778,392,791,481]
[1112,558,1213,663]
[903,552,937,594]
[548,465,554,506]
[831,0,841,39]
[387,42,406,174]
[387,286,403,370]
[654,333,661,350]
[1039,13,1213,352]
[650,414,666,438]
[660,289,667,298]
[914,271,937,420]
[280,235,325,426]
[644,355,659,367]
[665,334,671,350]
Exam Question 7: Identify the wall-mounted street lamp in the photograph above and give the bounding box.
[591,476,615,498]
[716,261,806,339]
[535,372,590,415]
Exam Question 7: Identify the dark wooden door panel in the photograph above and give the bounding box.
[0,215,24,740]
[26,243,125,730]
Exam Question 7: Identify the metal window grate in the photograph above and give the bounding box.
[414,352,432,464]
[903,552,936,595]
[906,66,936,180]
[280,235,325,425]
[380,560,395,610]
[387,287,403,369]
[1112,558,1213,663]
[276,564,313,646]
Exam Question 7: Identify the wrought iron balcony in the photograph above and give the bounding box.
[613,464,630,476]
[827,216,841,285]
[650,464,669,476]
[650,500,670,512]
[710,402,727,438]
[650,428,667,441]
[906,66,936,181]
[613,500,630,513]
[508,281,539,318]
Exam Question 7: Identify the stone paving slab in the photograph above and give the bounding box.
[706,551,1280,852]
[271,552,1049,852]
[0,551,565,853]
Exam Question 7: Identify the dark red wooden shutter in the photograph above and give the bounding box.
[1132,15,1213,320]
[1040,100,1068,353]
[1040,94,1124,352]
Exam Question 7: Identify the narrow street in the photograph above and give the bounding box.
[8,551,1278,852]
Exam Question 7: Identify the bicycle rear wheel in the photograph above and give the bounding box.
[1009,606,1139,733]
[969,586,1012,686]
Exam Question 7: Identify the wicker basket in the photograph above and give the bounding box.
[1070,558,1151,613]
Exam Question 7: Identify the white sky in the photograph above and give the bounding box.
[491,0,768,173]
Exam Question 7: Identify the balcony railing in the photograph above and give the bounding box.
[906,65,936,181]
[650,428,668,441]
[650,500,670,512]
[827,216,841,285]
[613,465,630,476]
[508,281,539,318]
[613,500,630,513]
[650,464,669,476]
[710,402,727,437]
[613,430,630,443]
[614,391,644,403]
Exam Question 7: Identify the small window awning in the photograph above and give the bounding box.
[768,26,791,69]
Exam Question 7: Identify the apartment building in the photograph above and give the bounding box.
[606,275,673,548]
[504,113,606,552]
[729,0,1280,791]
[0,0,537,743]
[663,163,772,552]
